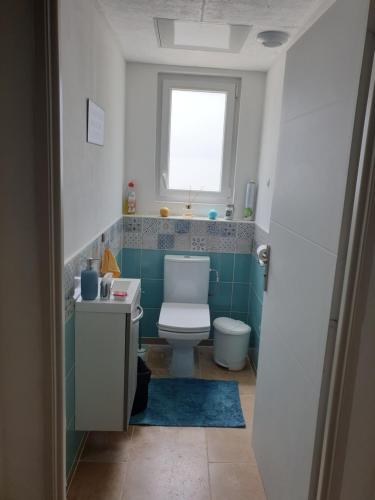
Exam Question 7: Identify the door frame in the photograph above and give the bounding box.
[35,0,65,497]
[1,0,64,497]
[37,0,375,497]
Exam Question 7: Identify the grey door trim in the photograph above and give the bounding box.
[35,0,65,497]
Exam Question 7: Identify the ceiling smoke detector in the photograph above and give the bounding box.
[256,30,289,48]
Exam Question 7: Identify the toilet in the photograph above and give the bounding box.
[158,255,210,377]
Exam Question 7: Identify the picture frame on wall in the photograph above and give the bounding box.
[87,99,104,146]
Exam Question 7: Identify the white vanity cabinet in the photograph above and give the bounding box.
[75,279,142,431]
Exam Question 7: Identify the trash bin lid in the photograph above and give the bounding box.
[213,317,251,336]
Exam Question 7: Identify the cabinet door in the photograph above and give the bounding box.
[75,312,126,431]
[124,293,141,427]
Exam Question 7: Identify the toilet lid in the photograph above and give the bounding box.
[159,302,210,333]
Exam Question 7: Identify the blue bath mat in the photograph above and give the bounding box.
[130,378,245,428]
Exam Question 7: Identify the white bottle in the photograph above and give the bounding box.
[244,181,257,220]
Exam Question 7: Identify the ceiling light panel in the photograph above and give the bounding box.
[174,21,231,49]
[155,18,251,53]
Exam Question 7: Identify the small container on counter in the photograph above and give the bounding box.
[225,204,234,220]
[208,209,218,220]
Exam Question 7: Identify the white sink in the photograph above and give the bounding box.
[112,279,131,294]
[75,278,141,314]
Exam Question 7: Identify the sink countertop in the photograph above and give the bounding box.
[75,278,141,314]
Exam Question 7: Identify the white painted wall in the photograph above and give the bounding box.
[252,0,370,498]
[125,62,266,219]
[255,54,286,233]
[60,0,126,261]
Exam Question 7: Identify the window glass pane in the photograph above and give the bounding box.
[168,89,227,192]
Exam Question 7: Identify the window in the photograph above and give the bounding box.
[157,74,240,203]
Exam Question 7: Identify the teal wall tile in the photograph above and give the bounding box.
[220,253,235,282]
[140,308,160,338]
[66,427,85,477]
[141,279,164,308]
[234,254,251,283]
[248,286,263,336]
[122,248,141,278]
[210,310,230,324]
[208,282,233,311]
[116,249,122,274]
[209,253,234,282]
[65,367,75,427]
[249,328,258,348]
[248,255,265,366]
[231,311,248,323]
[250,254,265,303]
[249,331,260,372]
[250,347,259,372]
[65,315,86,479]
[232,283,250,313]
[120,245,263,355]
[65,314,75,375]
[141,250,165,279]
[208,253,220,282]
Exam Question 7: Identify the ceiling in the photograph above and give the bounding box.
[97,0,332,71]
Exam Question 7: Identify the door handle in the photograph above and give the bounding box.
[132,305,144,324]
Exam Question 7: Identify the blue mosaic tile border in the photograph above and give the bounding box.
[123,216,255,254]
[64,217,123,321]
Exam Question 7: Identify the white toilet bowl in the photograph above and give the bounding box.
[158,302,210,377]
[158,255,211,377]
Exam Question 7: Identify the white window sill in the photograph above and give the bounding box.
[123,214,255,223]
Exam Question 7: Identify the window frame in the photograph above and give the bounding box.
[156,73,241,204]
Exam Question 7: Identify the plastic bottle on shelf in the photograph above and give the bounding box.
[124,180,136,214]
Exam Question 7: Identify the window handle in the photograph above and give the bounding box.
[162,172,168,189]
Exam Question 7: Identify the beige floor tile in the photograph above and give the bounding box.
[146,345,200,378]
[81,430,133,463]
[240,394,255,431]
[209,462,266,500]
[72,345,261,499]
[194,347,201,377]
[206,426,256,463]
[68,462,127,500]
[130,426,207,462]
[146,346,172,378]
[123,458,210,500]
[199,348,256,395]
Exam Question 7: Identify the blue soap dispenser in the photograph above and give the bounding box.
[81,258,99,300]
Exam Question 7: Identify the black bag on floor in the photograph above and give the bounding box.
[131,357,152,416]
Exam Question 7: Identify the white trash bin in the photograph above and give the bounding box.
[213,317,251,371]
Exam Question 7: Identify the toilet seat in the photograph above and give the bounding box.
[158,302,210,334]
[158,330,209,341]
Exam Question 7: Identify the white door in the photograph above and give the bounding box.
[252,1,370,499]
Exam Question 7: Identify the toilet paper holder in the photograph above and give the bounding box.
[256,244,270,292]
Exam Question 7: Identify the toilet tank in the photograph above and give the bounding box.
[164,255,210,304]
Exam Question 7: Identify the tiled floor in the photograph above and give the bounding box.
[68,346,266,500]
